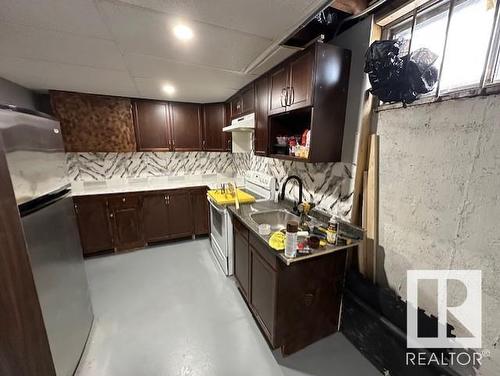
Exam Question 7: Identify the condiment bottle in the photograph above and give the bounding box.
[326,220,338,244]
[285,220,299,258]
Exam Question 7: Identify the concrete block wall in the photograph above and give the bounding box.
[377,94,500,374]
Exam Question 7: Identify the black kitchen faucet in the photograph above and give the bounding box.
[279,175,303,215]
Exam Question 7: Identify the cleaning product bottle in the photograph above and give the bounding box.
[285,220,299,258]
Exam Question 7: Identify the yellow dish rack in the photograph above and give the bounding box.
[207,188,256,205]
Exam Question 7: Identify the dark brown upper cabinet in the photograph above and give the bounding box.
[202,103,226,152]
[230,83,254,119]
[254,75,269,156]
[267,42,351,162]
[224,102,232,151]
[169,102,203,151]
[269,46,315,115]
[269,65,290,116]
[287,48,315,112]
[133,100,170,151]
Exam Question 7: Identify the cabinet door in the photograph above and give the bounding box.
[268,65,289,115]
[230,95,242,119]
[288,48,314,111]
[109,195,145,251]
[254,75,269,156]
[192,188,209,235]
[142,193,169,243]
[250,247,277,343]
[202,103,226,151]
[224,102,232,151]
[166,191,193,239]
[233,220,250,298]
[240,84,255,114]
[133,100,170,151]
[73,196,113,255]
[169,103,203,151]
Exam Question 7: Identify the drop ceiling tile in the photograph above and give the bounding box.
[124,53,254,89]
[134,77,238,103]
[0,56,138,97]
[0,22,127,71]
[248,46,298,76]
[0,0,112,39]
[96,0,272,72]
[115,0,327,40]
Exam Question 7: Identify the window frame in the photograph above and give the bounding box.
[379,0,500,108]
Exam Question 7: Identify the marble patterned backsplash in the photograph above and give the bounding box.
[66,152,355,221]
[232,153,355,220]
[66,152,235,181]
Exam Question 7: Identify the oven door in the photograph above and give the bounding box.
[208,198,229,274]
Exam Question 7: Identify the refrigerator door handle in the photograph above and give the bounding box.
[19,185,72,217]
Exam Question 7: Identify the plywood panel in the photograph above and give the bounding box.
[51,91,136,152]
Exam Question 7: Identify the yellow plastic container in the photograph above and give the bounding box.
[207,188,256,205]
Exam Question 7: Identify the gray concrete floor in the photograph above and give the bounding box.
[77,239,380,376]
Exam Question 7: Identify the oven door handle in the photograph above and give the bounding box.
[208,198,227,214]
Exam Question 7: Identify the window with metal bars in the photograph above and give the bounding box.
[382,0,500,99]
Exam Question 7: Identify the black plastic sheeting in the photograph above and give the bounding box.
[364,40,439,105]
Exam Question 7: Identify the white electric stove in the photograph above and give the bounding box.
[208,171,277,276]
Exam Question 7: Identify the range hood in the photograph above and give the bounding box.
[223,113,254,153]
[223,113,255,132]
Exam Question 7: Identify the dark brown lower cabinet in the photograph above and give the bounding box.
[232,215,347,355]
[73,195,113,256]
[250,245,277,344]
[192,187,209,235]
[74,186,209,256]
[142,193,170,243]
[234,219,250,298]
[108,195,146,251]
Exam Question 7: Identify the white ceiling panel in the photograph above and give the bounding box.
[0,56,138,97]
[134,77,237,103]
[248,46,299,76]
[124,53,254,89]
[0,0,328,102]
[0,0,112,39]
[96,0,272,72]
[115,0,327,40]
[0,22,127,71]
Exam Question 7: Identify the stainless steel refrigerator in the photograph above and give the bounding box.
[0,104,93,376]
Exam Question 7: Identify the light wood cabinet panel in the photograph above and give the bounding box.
[51,91,136,152]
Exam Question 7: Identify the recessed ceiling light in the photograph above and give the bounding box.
[173,24,193,41]
[162,84,176,95]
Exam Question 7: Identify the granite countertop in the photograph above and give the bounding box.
[71,173,244,196]
[227,200,360,266]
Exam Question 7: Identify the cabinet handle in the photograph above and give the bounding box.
[172,140,175,150]
[110,213,114,218]
[74,204,78,214]
[289,87,294,106]
[122,197,126,203]
[280,88,286,107]
[203,140,206,149]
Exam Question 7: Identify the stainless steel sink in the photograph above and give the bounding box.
[250,209,300,231]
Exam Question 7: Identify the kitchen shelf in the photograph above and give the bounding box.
[268,154,309,162]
